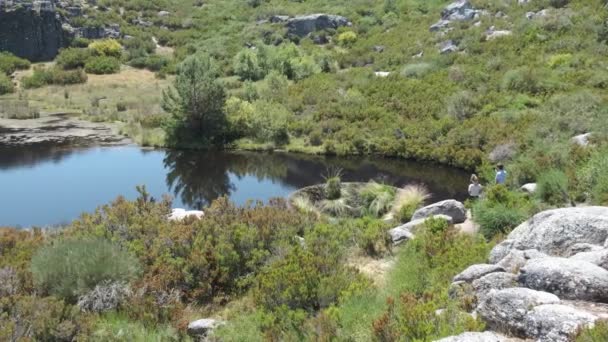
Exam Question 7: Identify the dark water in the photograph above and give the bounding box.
[0,145,469,227]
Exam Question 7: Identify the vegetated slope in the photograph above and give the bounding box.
[43,0,608,172]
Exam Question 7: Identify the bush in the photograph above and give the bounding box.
[89,39,122,58]
[325,177,342,200]
[85,56,121,74]
[577,148,608,205]
[537,169,569,206]
[337,31,358,46]
[56,48,93,70]
[31,238,141,303]
[447,91,477,120]
[234,49,262,81]
[0,52,30,75]
[129,54,170,72]
[401,63,434,78]
[361,181,397,218]
[0,73,14,95]
[351,217,391,256]
[22,67,87,88]
[473,202,528,239]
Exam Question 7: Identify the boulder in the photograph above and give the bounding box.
[454,264,505,282]
[168,208,204,221]
[571,133,592,147]
[520,183,537,193]
[524,304,597,342]
[430,19,451,32]
[388,226,414,244]
[472,272,517,300]
[519,257,608,302]
[372,45,385,53]
[395,215,453,234]
[439,40,459,54]
[187,318,224,338]
[270,15,289,23]
[434,331,516,342]
[570,249,608,270]
[489,207,608,261]
[567,243,604,256]
[412,200,466,224]
[496,249,546,274]
[286,14,351,37]
[157,10,170,17]
[477,288,560,336]
[374,71,391,78]
[441,0,478,21]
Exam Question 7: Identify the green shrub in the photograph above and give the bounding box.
[353,217,391,256]
[576,320,608,342]
[325,177,342,200]
[0,52,30,75]
[0,73,14,95]
[31,238,141,303]
[547,53,573,69]
[577,148,608,205]
[537,169,569,206]
[447,91,477,120]
[396,202,417,223]
[89,39,122,58]
[22,67,87,88]
[56,48,93,70]
[473,202,527,239]
[401,63,434,78]
[129,55,170,72]
[361,181,396,218]
[337,31,358,47]
[85,56,121,74]
[234,49,262,81]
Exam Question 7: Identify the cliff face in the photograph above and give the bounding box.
[0,7,71,62]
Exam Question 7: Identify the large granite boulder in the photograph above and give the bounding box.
[472,272,518,300]
[0,6,72,61]
[286,14,351,37]
[453,264,505,282]
[570,248,608,270]
[519,257,608,302]
[489,207,608,262]
[434,331,516,342]
[441,0,478,21]
[524,304,597,342]
[412,200,466,224]
[477,288,560,337]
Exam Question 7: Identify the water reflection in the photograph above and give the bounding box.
[0,145,469,226]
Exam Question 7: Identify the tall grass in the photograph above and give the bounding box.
[92,313,188,342]
[392,184,430,223]
[361,181,397,217]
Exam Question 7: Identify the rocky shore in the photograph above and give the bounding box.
[0,113,130,146]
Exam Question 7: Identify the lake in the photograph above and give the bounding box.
[0,145,470,227]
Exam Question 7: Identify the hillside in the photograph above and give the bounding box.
[2,0,608,341]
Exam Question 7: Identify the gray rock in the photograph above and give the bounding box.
[270,15,290,23]
[489,207,608,259]
[496,249,547,274]
[395,215,453,233]
[374,71,391,78]
[187,318,224,337]
[567,243,604,256]
[485,27,512,40]
[472,272,517,299]
[454,264,505,282]
[388,226,414,244]
[520,183,537,193]
[286,14,351,37]
[430,19,451,32]
[157,10,170,17]
[571,249,608,270]
[477,288,560,336]
[434,331,515,342]
[372,45,385,53]
[441,0,478,21]
[524,304,597,342]
[439,40,459,54]
[412,200,466,224]
[572,133,592,147]
[519,257,608,302]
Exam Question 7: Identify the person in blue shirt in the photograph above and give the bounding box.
[495,164,507,185]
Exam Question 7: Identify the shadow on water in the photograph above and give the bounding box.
[0,145,469,226]
[162,149,470,208]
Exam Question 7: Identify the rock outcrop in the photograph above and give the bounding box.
[187,318,224,338]
[0,3,72,61]
[443,207,608,341]
[430,0,484,32]
[286,14,351,37]
[412,200,466,224]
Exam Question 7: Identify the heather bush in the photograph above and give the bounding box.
[56,48,93,70]
[0,52,30,75]
[85,56,121,74]
[537,169,570,206]
[0,73,14,95]
[31,238,141,302]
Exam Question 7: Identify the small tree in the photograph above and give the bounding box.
[162,54,228,146]
[233,49,262,81]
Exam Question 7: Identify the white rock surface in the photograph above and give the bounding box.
[453,264,505,282]
[168,208,204,221]
[412,200,466,224]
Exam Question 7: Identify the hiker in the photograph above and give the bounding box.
[468,174,483,198]
[495,164,507,185]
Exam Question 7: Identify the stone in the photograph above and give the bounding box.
[477,288,560,336]
[270,15,289,23]
[524,304,597,342]
[520,183,537,193]
[286,14,351,37]
[0,5,72,61]
[454,264,505,282]
[157,10,170,17]
[472,272,517,300]
[496,249,547,274]
[388,226,414,244]
[485,27,512,40]
[572,133,592,147]
[441,0,478,21]
[567,243,604,256]
[434,331,515,342]
[570,249,608,270]
[489,207,608,260]
[168,208,205,221]
[439,40,459,54]
[519,257,608,302]
[430,19,451,32]
[372,45,385,53]
[412,200,466,224]
[187,318,224,338]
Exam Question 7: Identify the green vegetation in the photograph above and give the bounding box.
[577,321,608,342]
[0,52,30,75]
[472,185,532,239]
[393,184,430,223]
[31,238,141,302]
[22,66,87,88]
[85,56,122,74]
[0,74,13,95]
